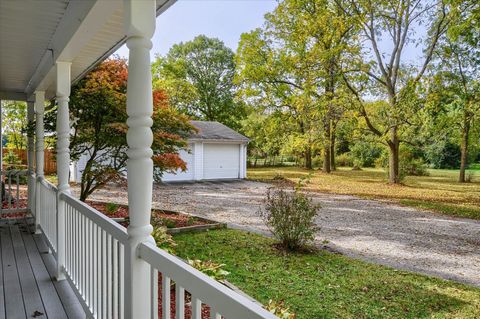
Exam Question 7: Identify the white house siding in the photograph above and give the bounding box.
[71,141,248,183]
[162,141,247,182]
[69,150,90,182]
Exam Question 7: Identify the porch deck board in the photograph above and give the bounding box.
[0,221,85,319]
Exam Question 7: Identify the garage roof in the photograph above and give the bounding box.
[189,121,250,143]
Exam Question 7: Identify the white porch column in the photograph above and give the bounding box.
[27,101,35,214]
[123,0,156,317]
[34,91,45,233]
[56,61,71,280]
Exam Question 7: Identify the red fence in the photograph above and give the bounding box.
[2,148,57,174]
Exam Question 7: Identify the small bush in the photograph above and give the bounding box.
[265,300,296,319]
[105,202,119,215]
[151,215,163,228]
[151,227,176,254]
[188,259,230,281]
[259,187,320,251]
[335,153,353,167]
[376,147,429,181]
[162,218,177,229]
[312,156,323,168]
[350,142,383,168]
[186,216,195,226]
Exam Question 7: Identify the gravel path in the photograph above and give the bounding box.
[82,180,480,287]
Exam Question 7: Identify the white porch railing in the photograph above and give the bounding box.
[140,242,278,319]
[37,176,58,255]
[33,176,277,319]
[0,169,30,214]
[61,192,127,318]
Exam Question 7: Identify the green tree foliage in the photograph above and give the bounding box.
[424,1,480,182]
[152,35,246,130]
[1,101,27,149]
[236,0,359,170]
[241,112,285,167]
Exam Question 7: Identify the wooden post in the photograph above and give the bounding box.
[34,91,45,233]
[56,61,71,281]
[123,0,156,316]
[27,101,35,215]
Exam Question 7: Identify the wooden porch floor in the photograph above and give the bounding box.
[0,220,85,319]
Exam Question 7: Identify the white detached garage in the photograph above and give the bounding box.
[162,121,249,182]
[70,121,249,183]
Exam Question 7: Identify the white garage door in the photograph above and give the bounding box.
[203,143,240,179]
[161,145,195,181]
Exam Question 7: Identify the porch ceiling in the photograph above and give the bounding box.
[0,0,175,102]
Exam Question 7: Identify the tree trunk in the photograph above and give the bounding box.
[323,116,331,173]
[330,121,336,171]
[305,147,312,170]
[388,126,400,184]
[459,118,470,183]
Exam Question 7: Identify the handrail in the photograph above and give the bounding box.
[37,176,58,192]
[139,241,278,319]
[60,192,128,243]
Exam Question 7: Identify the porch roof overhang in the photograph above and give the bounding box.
[0,0,175,102]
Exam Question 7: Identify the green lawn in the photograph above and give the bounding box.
[247,167,480,220]
[174,229,480,319]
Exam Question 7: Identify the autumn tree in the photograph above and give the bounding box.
[47,58,194,201]
[338,0,450,183]
[152,35,246,130]
[236,0,358,170]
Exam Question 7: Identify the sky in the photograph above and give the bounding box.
[115,0,278,59]
[115,0,425,68]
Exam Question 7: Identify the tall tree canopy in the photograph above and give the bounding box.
[339,0,451,183]
[425,0,480,182]
[236,0,359,170]
[152,35,246,130]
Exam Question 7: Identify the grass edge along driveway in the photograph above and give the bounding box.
[247,167,480,220]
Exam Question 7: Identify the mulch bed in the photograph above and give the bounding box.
[87,201,210,229]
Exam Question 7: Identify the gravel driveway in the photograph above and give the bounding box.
[84,180,480,287]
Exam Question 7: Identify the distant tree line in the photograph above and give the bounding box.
[152,0,479,183]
